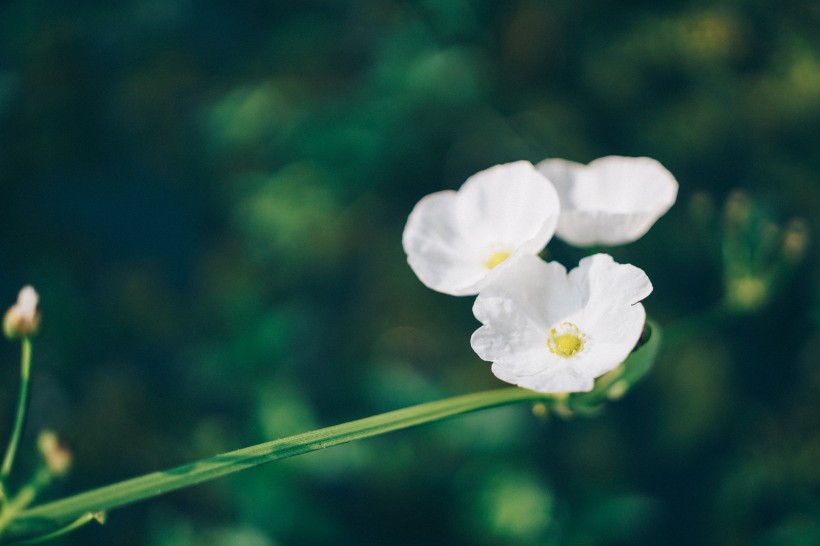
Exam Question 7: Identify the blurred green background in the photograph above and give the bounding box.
[0,1,818,544]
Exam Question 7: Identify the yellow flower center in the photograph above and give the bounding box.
[547,322,586,357]
[484,251,511,270]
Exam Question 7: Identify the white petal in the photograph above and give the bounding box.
[536,158,584,205]
[575,331,643,378]
[484,345,555,377]
[402,190,487,295]
[494,362,594,393]
[16,286,39,318]
[570,253,653,309]
[556,210,661,246]
[456,161,561,253]
[583,298,646,345]
[472,255,579,329]
[538,156,678,246]
[577,253,654,303]
[568,254,650,373]
[564,157,676,245]
[470,317,547,364]
[578,156,678,214]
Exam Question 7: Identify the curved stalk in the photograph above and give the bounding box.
[1,338,33,487]
[9,512,103,545]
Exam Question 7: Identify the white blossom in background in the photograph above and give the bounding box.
[402,161,561,296]
[471,254,652,393]
[536,156,678,247]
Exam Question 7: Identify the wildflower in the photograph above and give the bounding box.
[536,156,678,246]
[3,286,40,339]
[471,254,652,393]
[402,161,561,296]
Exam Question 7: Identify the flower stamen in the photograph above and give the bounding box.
[547,322,586,357]
[485,251,511,270]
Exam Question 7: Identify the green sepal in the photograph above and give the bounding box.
[569,318,662,411]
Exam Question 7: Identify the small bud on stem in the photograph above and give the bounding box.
[4,286,40,339]
[37,430,72,477]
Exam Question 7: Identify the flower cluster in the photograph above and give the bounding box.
[402,157,677,393]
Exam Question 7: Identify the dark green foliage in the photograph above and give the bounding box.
[0,0,817,544]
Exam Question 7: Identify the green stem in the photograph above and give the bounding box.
[1,338,33,488]
[0,469,51,537]
[9,512,102,545]
[5,387,554,540]
[570,319,662,409]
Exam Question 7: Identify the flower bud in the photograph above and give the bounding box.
[606,380,630,401]
[37,430,72,477]
[782,218,809,264]
[4,286,40,339]
[726,276,768,312]
[723,190,753,232]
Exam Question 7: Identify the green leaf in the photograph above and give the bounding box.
[4,387,552,541]
[571,318,663,409]
[616,319,663,386]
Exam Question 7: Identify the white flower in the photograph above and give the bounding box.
[471,254,652,393]
[402,161,561,296]
[3,285,40,339]
[536,156,678,246]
